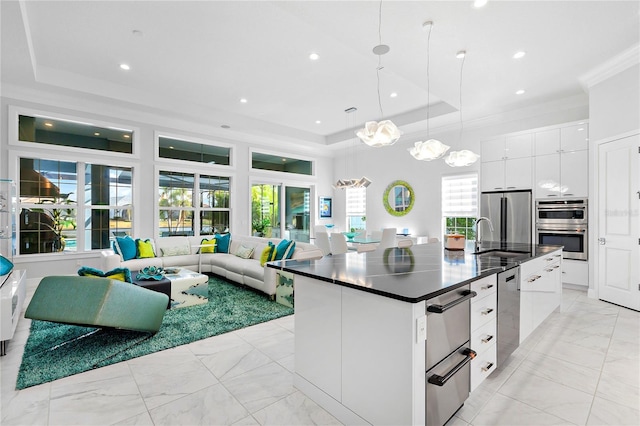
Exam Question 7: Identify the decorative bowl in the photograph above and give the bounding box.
[136,266,165,280]
[342,232,358,241]
[325,224,335,229]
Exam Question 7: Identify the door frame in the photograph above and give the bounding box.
[590,128,640,299]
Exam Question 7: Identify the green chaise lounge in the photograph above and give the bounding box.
[25,276,169,333]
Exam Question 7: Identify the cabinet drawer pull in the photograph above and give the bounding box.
[427,348,477,387]
[545,268,554,273]
[427,290,477,314]
[481,308,494,315]
[545,257,554,261]
[481,362,494,372]
[481,284,494,290]
[481,335,494,343]
[527,275,541,282]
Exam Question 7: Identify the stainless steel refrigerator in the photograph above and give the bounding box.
[480,190,532,244]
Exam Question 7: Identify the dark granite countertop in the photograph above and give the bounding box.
[267,241,563,303]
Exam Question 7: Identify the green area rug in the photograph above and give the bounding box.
[16,276,293,390]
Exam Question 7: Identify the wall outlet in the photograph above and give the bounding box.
[417,315,427,342]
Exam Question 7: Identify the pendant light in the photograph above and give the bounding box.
[409,21,450,161]
[335,108,373,189]
[356,0,402,147]
[446,50,480,167]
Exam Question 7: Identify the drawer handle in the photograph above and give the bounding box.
[545,257,554,262]
[481,362,494,372]
[481,308,494,315]
[427,290,477,314]
[544,268,554,273]
[481,335,494,343]
[481,284,494,290]
[527,275,542,282]
[427,348,477,387]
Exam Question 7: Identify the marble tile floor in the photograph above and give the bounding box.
[1,288,638,425]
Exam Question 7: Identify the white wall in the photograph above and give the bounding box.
[0,90,334,281]
[333,98,589,239]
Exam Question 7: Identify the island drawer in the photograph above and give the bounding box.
[470,275,497,299]
[470,318,497,355]
[470,291,497,329]
[470,343,497,392]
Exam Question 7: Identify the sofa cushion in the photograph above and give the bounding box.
[161,245,190,257]
[234,244,255,259]
[214,233,231,253]
[114,236,137,261]
[199,238,216,253]
[243,261,265,281]
[223,255,252,275]
[78,266,133,283]
[136,239,156,259]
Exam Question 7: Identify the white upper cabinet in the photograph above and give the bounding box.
[560,124,589,152]
[481,137,506,162]
[534,129,561,156]
[505,134,533,159]
[481,135,532,191]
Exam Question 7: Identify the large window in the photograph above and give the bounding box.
[158,171,230,237]
[346,187,366,232]
[442,174,478,240]
[251,152,313,175]
[18,158,133,254]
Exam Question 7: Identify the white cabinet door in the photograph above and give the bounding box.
[535,129,561,156]
[481,161,505,191]
[504,157,532,190]
[505,133,533,159]
[534,153,561,198]
[561,124,589,152]
[560,150,588,198]
[482,138,506,162]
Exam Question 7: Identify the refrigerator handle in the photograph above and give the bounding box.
[500,197,507,243]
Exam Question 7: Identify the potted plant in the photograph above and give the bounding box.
[252,218,271,237]
[32,193,77,252]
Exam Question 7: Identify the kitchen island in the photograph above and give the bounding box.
[267,242,562,425]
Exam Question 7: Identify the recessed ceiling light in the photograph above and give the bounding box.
[456,50,466,59]
[473,0,488,8]
[169,146,174,149]
[119,63,130,70]
[309,53,319,61]
[515,89,525,95]
[44,122,53,127]
[315,120,322,124]
[513,51,526,59]
[240,98,248,103]
[94,132,100,136]
[282,158,287,162]
[390,92,398,98]
[577,128,584,131]
[123,134,131,138]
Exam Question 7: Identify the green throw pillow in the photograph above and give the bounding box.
[136,239,156,259]
[199,238,216,253]
[260,245,275,266]
[78,266,133,283]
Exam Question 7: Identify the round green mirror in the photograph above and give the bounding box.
[383,180,414,216]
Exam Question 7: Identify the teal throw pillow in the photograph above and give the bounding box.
[0,254,14,276]
[78,266,133,283]
[114,236,137,261]
[214,233,231,254]
[274,239,296,261]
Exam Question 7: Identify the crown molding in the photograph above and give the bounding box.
[579,44,640,90]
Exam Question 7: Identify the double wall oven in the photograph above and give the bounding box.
[535,199,588,261]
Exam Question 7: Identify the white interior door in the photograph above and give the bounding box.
[598,134,640,311]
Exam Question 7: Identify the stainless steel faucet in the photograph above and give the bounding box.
[474,217,494,253]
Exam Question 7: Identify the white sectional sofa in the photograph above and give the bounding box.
[101,234,323,297]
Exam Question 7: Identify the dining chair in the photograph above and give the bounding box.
[428,237,440,243]
[314,225,327,235]
[330,233,349,255]
[315,231,332,256]
[377,228,397,250]
[371,230,383,240]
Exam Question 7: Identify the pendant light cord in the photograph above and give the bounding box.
[376,0,384,118]
[459,54,466,144]
[425,22,433,139]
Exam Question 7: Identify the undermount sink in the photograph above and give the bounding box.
[473,250,529,258]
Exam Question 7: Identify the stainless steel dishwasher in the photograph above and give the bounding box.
[497,267,520,366]
[425,285,477,426]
